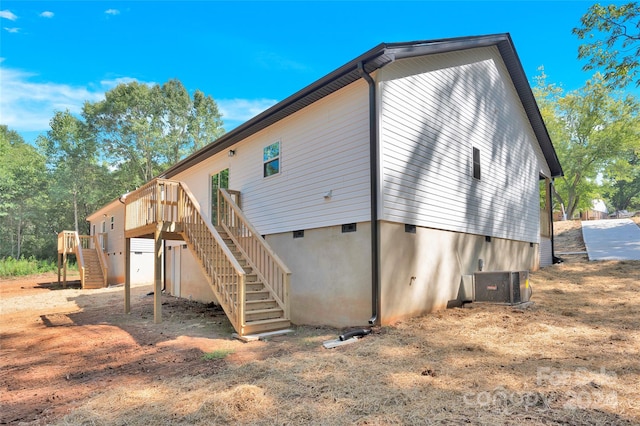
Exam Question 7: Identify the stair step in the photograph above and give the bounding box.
[246,282,265,292]
[243,318,291,335]
[245,307,284,322]
[246,299,278,310]
[245,290,270,301]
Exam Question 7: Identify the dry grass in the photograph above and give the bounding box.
[56,277,640,423]
[4,221,640,425]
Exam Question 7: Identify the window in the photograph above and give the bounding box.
[210,168,229,225]
[101,221,106,233]
[110,216,114,230]
[263,141,280,177]
[472,147,481,180]
[342,223,357,233]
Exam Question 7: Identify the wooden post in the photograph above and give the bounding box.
[57,253,61,286]
[62,252,67,289]
[154,225,163,324]
[125,237,131,314]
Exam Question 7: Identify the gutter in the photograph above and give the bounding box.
[358,62,381,326]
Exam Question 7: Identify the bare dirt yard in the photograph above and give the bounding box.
[2,221,639,425]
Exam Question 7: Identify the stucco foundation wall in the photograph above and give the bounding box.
[105,252,124,285]
[266,222,372,327]
[379,221,538,325]
[165,244,216,303]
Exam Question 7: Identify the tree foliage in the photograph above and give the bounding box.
[535,71,639,218]
[84,79,224,186]
[602,120,640,211]
[0,78,224,261]
[0,126,48,259]
[573,2,640,88]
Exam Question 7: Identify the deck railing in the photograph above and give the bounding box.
[124,178,248,333]
[219,188,291,320]
[125,179,181,231]
[57,231,86,286]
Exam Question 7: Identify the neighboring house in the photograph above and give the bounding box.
[88,34,562,336]
[580,199,608,220]
[86,199,154,286]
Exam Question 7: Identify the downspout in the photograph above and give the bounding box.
[550,178,560,264]
[358,61,381,326]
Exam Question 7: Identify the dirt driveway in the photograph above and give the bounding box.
[1,224,640,425]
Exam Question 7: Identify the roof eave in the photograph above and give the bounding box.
[161,33,563,179]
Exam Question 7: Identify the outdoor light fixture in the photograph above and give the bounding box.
[228,149,236,157]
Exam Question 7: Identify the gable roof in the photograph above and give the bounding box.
[161,33,562,179]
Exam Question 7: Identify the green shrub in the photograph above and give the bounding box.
[202,349,234,360]
[0,256,73,278]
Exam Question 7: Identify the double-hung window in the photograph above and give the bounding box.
[263,141,280,178]
[472,147,481,180]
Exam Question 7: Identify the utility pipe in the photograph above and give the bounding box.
[358,61,380,326]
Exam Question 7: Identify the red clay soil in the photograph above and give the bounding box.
[0,275,252,424]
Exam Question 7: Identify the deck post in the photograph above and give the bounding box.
[57,253,61,286]
[125,237,131,314]
[153,225,163,324]
[62,252,67,289]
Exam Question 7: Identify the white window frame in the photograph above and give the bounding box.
[263,141,281,178]
[472,146,481,181]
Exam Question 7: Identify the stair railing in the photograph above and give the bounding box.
[124,178,292,335]
[92,234,109,287]
[218,188,291,320]
[174,182,247,334]
[73,232,86,287]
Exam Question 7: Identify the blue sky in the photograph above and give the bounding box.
[0,1,615,144]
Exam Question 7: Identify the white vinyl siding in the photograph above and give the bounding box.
[173,80,371,235]
[379,46,542,243]
[539,237,553,267]
[131,238,154,253]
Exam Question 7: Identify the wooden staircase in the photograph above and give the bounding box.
[217,228,290,334]
[57,231,108,289]
[124,179,291,336]
[81,248,107,289]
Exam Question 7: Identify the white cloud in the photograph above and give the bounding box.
[105,9,120,15]
[217,98,278,125]
[39,11,54,18]
[0,10,18,21]
[3,27,19,33]
[0,65,277,135]
[0,66,147,133]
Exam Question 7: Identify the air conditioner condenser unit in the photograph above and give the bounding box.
[459,271,532,305]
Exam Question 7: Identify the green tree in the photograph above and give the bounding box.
[84,82,161,186]
[573,2,640,88]
[602,122,640,211]
[84,79,224,187]
[39,111,114,235]
[535,71,638,218]
[189,89,225,151]
[0,126,48,259]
